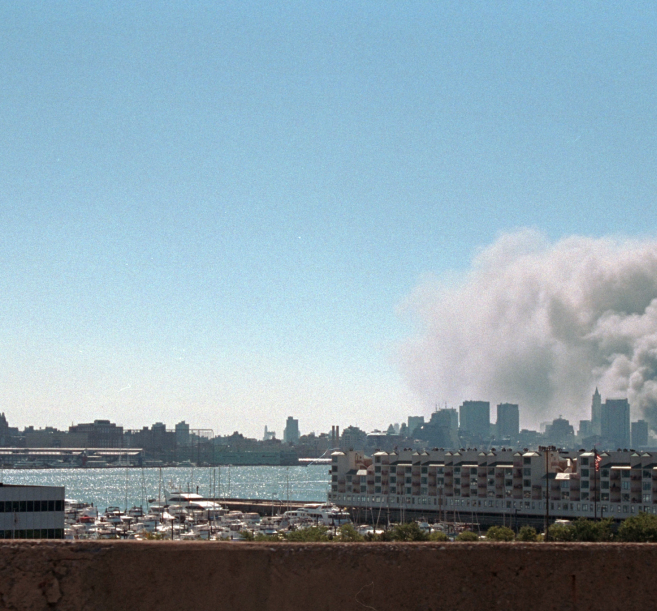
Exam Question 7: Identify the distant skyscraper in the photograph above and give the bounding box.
[283,416,300,444]
[601,398,630,448]
[578,420,592,438]
[631,420,649,448]
[459,401,490,437]
[496,403,519,439]
[545,417,575,446]
[175,421,190,446]
[591,388,602,436]
[430,408,459,431]
[407,416,425,436]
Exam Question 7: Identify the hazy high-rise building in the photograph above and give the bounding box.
[496,403,519,439]
[407,416,425,436]
[631,420,649,448]
[283,416,300,444]
[591,388,602,436]
[545,417,575,447]
[459,401,490,437]
[175,421,190,446]
[578,420,592,438]
[430,408,458,431]
[601,398,630,448]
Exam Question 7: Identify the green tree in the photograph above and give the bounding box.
[284,526,330,542]
[517,526,537,542]
[337,524,365,542]
[547,523,573,542]
[485,526,515,541]
[387,522,429,542]
[254,533,282,542]
[428,530,449,542]
[455,530,479,542]
[618,512,657,542]
[570,518,613,542]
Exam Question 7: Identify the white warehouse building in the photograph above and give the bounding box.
[0,484,65,539]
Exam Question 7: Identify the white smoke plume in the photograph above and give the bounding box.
[399,229,657,432]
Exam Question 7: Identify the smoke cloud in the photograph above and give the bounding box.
[399,229,657,432]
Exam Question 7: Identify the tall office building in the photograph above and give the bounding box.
[578,420,592,438]
[632,420,649,448]
[407,416,425,436]
[496,403,520,439]
[430,408,459,431]
[283,416,300,444]
[175,421,190,446]
[591,388,602,436]
[459,401,490,437]
[601,398,630,448]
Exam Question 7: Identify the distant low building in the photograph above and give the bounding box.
[341,426,367,451]
[68,420,123,448]
[24,430,89,448]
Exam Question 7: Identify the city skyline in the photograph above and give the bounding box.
[6,389,650,451]
[2,3,657,438]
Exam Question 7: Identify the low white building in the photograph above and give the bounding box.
[0,484,65,539]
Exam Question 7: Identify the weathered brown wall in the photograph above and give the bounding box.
[0,541,654,611]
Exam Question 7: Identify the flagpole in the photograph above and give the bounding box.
[594,448,597,520]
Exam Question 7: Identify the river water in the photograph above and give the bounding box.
[0,465,330,511]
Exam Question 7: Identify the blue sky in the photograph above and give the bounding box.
[1,1,656,437]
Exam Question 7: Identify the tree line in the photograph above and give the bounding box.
[240,512,657,543]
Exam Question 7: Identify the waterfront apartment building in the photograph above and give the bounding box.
[328,447,657,524]
[0,484,65,539]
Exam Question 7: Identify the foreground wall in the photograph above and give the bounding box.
[0,541,654,611]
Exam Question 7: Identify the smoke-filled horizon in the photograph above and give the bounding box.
[400,229,657,433]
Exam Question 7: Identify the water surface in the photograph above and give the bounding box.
[0,465,329,511]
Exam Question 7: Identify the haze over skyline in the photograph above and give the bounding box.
[2,2,657,438]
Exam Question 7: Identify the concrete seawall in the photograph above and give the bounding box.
[1,541,654,610]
